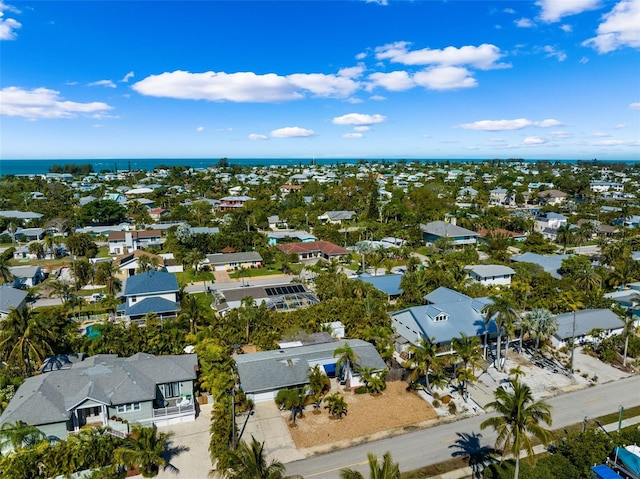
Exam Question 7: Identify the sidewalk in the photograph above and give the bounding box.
[427,415,640,479]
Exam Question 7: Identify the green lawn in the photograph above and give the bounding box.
[228,266,287,279]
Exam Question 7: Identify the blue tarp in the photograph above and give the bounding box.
[591,464,622,479]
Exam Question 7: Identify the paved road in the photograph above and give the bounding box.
[284,375,640,478]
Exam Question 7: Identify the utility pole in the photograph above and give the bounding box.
[618,405,624,434]
[231,367,237,450]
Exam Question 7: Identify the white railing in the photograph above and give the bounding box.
[152,403,195,418]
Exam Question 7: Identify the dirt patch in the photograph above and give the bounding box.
[286,381,438,450]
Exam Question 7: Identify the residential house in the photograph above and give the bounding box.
[0,353,198,441]
[117,270,180,324]
[276,240,350,261]
[267,215,288,230]
[11,227,45,241]
[216,282,319,314]
[217,195,254,211]
[465,264,516,286]
[113,250,166,278]
[489,188,514,206]
[390,286,495,349]
[511,252,572,279]
[8,265,45,288]
[535,212,568,240]
[149,208,170,221]
[204,252,264,271]
[317,210,356,224]
[234,339,386,402]
[552,309,624,348]
[266,230,317,246]
[108,229,163,255]
[280,184,303,195]
[420,221,479,247]
[0,210,44,223]
[355,273,403,301]
[476,228,527,244]
[0,286,28,319]
[538,189,568,206]
[457,187,478,201]
[590,181,624,193]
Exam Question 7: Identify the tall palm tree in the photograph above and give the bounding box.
[179,294,207,335]
[451,332,482,375]
[482,295,519,371]
[334,343,359,385]
[558,288,584,374]
[573,265,602,293]
[0,255,14,285]
[48,280,74,304]
[114,424,174,478]
[480,379,552,479]
[340,452,400,479]
[0,420,46,450]
[524,308,558,351]
[228,435,287,479]
[407,337,439,393]
[0,308,54,376]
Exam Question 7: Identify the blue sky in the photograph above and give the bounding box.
[1,0,639,161]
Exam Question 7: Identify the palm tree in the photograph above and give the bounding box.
[0,255,14,285]
[0,420,46,450]
[524,308,557,351]
[48,280,74,304]
[340,452,400,479]
[228,435,287,479]
[324,392,348,419]
[275,388,307,426]
[0,307,54,376]
[307,365,330,409]
[451,332,482,375]
[480,379,552,479]
[573,265,602,293]
[334,343,360,385]
[407,337,439,394]
[114,424,174,478]
[482,295,519,371]
[622,300,638,367]
[558,288,584,374]
[555,224,573,253]
[180,294,207,335]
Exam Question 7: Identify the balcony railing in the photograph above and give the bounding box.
[152,403,195,418]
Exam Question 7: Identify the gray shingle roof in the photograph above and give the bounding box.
[205,251,263,265]
[0,353,197,427]
[0,286,28,314]
[466,264,516,278]
[234,339,385,394]
[420,221,479,238]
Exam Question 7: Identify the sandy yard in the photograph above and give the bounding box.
[285,381,438,451]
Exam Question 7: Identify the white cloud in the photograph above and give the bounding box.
[615,123,627,128]
[367,71,414,91]
[583,0,640,52]
[196,126,205,132]
[0,1,21,40]
[543,45,568,61]
[537,0,601,22]
[591,131,610,137]
[459,118,562,131]
[133,69,361,102]
[550,130,573,138]
[0,86,113,119]
[354,126,370,132]
[414,66,477,90]
[516,18,535,28]
[270,127,314,138]
[365,0,388,5]
[88,80,116,88]
[630,102,640,109]
[369,95,386,101]
[560,24,573,32]
[342,133,364,139]
[375,42,510,70]
[504,8,516,14]
[534,118,563,127]
[589,138,640,146]
[332,113,386,126]
[248,133,268,140]
[355,52,367,61]
[120,71,135,83]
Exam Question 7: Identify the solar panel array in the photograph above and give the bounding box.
[265,284,306,296]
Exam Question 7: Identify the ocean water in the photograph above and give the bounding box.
[0,157,632,177]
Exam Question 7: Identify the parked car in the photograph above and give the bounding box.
[88,293,105,303]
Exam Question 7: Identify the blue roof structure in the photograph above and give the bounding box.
[125,297,180,317]
[511,252,572,279]
[591,465,623,478]
[391,287,495,346]
[357,273,403,297]
[124,271,179,296]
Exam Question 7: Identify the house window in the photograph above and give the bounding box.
[116,402,141,413]
[131,295,137,303]
[161,381,180,398]
[434,313,448,322]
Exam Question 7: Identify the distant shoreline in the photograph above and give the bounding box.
[1,157,637,177]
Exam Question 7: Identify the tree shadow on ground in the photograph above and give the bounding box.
[448,431,499,479]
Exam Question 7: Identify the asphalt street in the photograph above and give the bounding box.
[284,375,640,478]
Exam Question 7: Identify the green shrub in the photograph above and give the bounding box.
[354,386,368,394]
